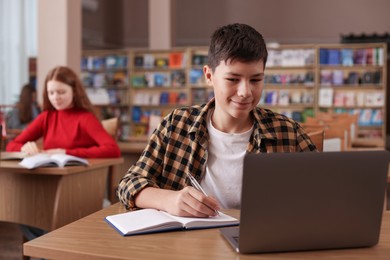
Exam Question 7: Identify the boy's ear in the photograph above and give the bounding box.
[203,65,213,86]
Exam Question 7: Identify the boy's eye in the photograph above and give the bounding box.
[226,78,239,82]
[251,78,263,83]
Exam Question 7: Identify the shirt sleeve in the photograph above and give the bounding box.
[117,120,168,210]
[296,123,318,152]
[64,114,121,158]
[6,113,45,151]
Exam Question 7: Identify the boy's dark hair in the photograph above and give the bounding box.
[207,23,268,71]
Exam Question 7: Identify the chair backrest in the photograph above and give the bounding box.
[101,117,119,141]
[307,130,325,152]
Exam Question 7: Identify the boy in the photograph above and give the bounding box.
[117,23,316,217]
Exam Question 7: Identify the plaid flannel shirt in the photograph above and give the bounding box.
[117,99,317,210]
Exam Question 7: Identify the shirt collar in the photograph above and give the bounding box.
[188,98,277,148]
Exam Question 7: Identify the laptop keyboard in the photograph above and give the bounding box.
[233,236,239,243]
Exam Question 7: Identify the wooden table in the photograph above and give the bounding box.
[0,158,123,231]
[24,203,390,259]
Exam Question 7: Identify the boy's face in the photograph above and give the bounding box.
[204,59,264,126]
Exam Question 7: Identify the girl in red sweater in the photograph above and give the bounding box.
[6,66,121,158]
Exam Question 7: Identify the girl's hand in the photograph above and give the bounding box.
[21,141,40,155]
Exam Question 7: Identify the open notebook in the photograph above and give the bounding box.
[106,208,238,236]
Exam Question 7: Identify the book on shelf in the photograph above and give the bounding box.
[154,72,171,87]
[154,58,169,68]
[341,49,354,66]
[278,90,290,106]
[107,71,128,86]
[169,52,185,68]
[344,92,356,107]
[327,49,341,65]
[105,208,238,236]
[189,69,204,85]
[192,54,208,66]
[132,75,146,87]
[371,109,384,126]
[92,56,106,70]
[267,49,283,67]
[264,91,278,105]
[346,72,359,85]
[318,88,334,107]
[354,49,367,65]
[291,111,304,122]
[107,89,122,105]
[19,154,89,169]
[319,49,329,65]
[359,109,373,126]
[105,55,127,69]
[92,73,106,88]
[290,91,302,104]
[171,70,186,87]
[134,56,144,67]
[320,70,333,85]
[143,54,155,68]
[81,72,94,87]
[333,92,345,107]
[365,92,385,107]
[86,88,110,105]
[332,70,344,85]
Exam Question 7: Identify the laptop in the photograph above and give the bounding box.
[220,151,389,254]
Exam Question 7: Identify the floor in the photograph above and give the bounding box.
[0,222,24,260]
[1,187,389,259]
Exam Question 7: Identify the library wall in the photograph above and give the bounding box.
[174,0,390,46]
[84,0,390,48]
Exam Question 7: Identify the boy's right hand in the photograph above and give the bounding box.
[162,186,220,218]
[135,186,221,218]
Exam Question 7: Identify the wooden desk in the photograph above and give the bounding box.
[24,203,390,259]
[0,158,123,231]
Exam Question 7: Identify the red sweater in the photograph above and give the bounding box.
[6,108,121,158]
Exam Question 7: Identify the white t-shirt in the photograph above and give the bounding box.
[201,110,253,209]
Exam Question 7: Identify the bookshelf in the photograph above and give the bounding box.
[128,48,189,137]
[317,43,387,145]
[128,47,211,138]
[80,44,387,146]
[188,47,214,104]
[81,49,131,140]
[261,44,317,122]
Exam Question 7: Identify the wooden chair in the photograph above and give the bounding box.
[307,130,325,152]
[101,117,119,141]
[304,114,354,151]
[101,117,121,204]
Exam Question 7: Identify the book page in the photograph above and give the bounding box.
[50,154,88,167]
[105,209,182,235]
[19,154,57,169]
[160,211,238,229]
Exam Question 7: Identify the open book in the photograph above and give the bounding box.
[19,153,89,169]
[105,208,239,236]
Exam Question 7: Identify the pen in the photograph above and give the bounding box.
[186,172,219,216]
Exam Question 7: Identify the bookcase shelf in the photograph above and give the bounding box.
[80,43,386,146]
[317,43,387,144]
[81,49,131,140]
